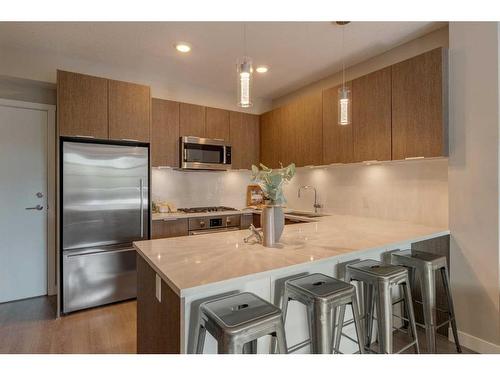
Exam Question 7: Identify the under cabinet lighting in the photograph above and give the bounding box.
[363,160,380,165]
[405,156,425,160]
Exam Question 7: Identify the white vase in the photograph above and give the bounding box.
[261,205,285,247]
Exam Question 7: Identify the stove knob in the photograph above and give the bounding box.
[200,220,205,227]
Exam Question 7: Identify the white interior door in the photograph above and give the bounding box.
[0,103,48,303]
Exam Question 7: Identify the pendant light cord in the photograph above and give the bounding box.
[341,24,345,91]
[243,23,247,57]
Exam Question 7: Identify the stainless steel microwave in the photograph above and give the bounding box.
[180,136,232,170]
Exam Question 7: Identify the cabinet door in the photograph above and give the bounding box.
[206,107,229,141]
[259,108,283,168]
[296,92,323,167]
[323,82,354,164]
[229,112,260,169]
[392,48,445,159]
[152,99,180,167]
[352,67,392,162]
[57,70,108,139]
[152,219,188,239]
[108,80,151,142]
[179,103,206,138]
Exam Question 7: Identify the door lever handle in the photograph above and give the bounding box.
[25,204,43,211]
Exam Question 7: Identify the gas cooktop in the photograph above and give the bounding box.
[177,206,238,214]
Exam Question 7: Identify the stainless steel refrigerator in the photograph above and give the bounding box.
[60,138,149,314]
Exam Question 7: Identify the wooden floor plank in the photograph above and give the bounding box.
[0,295,474,354]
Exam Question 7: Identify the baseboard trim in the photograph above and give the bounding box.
[449,328,500,353]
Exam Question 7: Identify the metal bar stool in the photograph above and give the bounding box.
[195,292,287,354]
[391,249,462,353]
[280,273,365,354]
[342,259,420,354]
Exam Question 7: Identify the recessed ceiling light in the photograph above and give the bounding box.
[256,66,269,74]
[175,42,191,53]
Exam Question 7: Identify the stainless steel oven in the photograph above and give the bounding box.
[188,215,241,235]
[180,136,231,170]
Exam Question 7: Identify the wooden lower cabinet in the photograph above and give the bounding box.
[136,254,181,354]
[240,213,253,229]
[152,219,189,239]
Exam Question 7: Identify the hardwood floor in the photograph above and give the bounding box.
[0,296,474,354]
[0,296,136,354]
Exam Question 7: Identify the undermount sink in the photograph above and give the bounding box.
[285,210,328,218]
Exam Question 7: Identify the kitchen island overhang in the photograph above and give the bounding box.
[134,214,450,354]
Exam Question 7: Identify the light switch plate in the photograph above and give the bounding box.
[155,274,162,302]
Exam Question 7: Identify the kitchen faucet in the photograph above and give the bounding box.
[298,185,322,213]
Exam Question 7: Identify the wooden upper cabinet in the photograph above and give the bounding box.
[352,67,392,162]
[108,80,151,142]
[392,48,446,159]
[57,70,108,138]
[151,99,180,167]
[260,108,282,168]
[206,107,230,141]
[229,112,259,169]
[297,92,323,167]
[323,82,354,164]
[179,103,206,138]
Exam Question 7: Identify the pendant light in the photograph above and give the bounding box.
[237,23,253,108]
[337,21,351,125]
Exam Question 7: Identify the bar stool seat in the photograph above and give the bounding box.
[344,259,420,354]
[391,249,462,353]
[196,292,287,354]
[280,273,365,354]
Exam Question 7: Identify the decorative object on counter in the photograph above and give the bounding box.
[243,224,263,244]
[246,184,265,207]
[251,163,296,247]
[154,200,177,213]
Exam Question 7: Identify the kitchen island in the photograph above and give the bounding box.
[134,214,449,354]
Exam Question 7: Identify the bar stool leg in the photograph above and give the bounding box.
[375,283,393,354]
[333,304,346,353]
[364,283,375,349]
[242,340,258,354]
[270,289,290,354]
[419,268,437,353]
[402,279,420,354]
[441,265,462,353]
[275,323,288,354]
[195,321,206,354]
[224,340,244,354]
[310,304,334,354]
[351,296,366,354]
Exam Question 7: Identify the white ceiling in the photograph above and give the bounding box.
[0,22,446,101]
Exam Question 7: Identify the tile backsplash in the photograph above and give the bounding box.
[152,157,448,227]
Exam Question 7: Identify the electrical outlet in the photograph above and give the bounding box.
[155,274,162,302]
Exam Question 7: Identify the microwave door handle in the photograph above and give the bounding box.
[139,178,144,238]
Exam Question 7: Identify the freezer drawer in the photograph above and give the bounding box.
[62,245,136,313]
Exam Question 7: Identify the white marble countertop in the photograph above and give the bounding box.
[134,214,449,296]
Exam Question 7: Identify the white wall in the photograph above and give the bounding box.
[284,158,448,227]
[0,46,271,114]
[448,22,500,352]
[153,158,448,227]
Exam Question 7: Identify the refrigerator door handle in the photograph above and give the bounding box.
[66,247,135,258]
[139,178,144,238]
